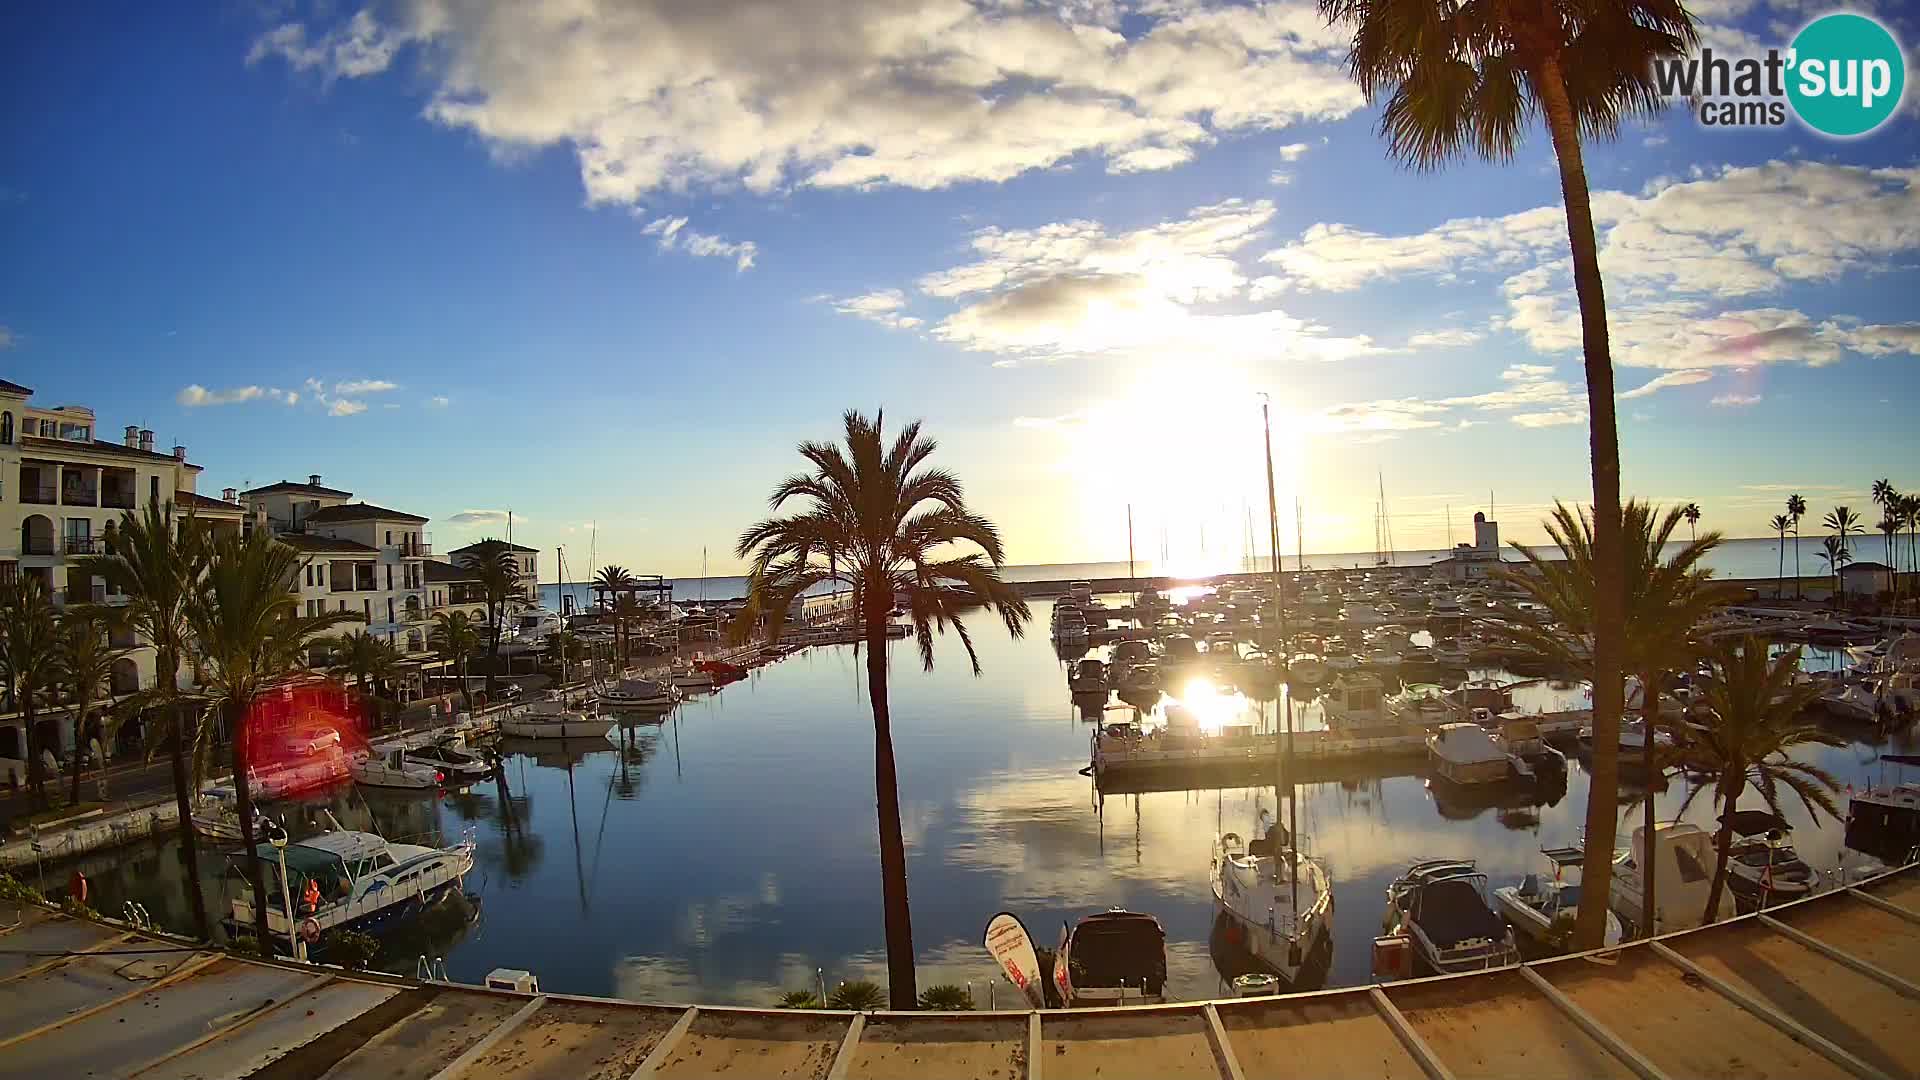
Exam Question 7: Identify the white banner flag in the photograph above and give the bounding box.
[983,912,1045,1010]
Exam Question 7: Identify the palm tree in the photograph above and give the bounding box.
[734,411,1031,1008]
[1819,536,1852,595]
[1681,503,1701,542]
[0,575,60,810]
[611,593,647,663]
[1683,639,1840,922]
[326,629,400,725]
[53,608,128,806]
[460,548,519,694]
[430,611,481,712]
[1787,494,1807,600]
[1823,505,1861,558]
[1498,501,1740,939]
[1317,0,1695,949]
[593,565,636,660]
[1769,514,1792,600]
[187,530,361,947]
[78,501,213,938]
[1879,513,1901,606]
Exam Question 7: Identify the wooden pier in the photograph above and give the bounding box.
[1,863,1915,1078]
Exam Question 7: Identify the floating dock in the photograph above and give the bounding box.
[1,863,1916,1078]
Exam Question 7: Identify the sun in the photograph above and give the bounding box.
[1050,359,1306,576]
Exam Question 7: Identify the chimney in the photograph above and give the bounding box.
[222,487,237,502]
[138,429,154,453]
[309,473,323,487]
[172,445,186,462]
[124,424,138,448]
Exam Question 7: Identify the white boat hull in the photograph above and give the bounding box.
[500,718,611,740]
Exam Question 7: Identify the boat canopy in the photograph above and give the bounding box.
[1719,809,1790,837]
[1413,877,1505,948]
[1067,911,1167,990]
[1540,845,1584,867]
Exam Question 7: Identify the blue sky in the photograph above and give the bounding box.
[2,1,1916,576]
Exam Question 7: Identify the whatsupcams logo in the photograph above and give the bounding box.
[1653,12,1906,136]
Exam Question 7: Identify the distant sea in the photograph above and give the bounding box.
[540,535,1814,609]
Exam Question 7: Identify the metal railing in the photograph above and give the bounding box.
[21,537,55,556]
[19,484,56,505]
[60,486,99,507]
[101,490,136,509]
[63,583,108,605]
[64,536,105,555]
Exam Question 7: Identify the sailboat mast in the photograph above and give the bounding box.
[1261,398,1283,636]
[1295,497,1304,573]
[1127,504,1135,580]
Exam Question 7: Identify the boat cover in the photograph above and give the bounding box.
[1415,878,1504,947]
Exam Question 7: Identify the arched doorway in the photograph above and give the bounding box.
[110,656,139,696]
[21,514,52,557]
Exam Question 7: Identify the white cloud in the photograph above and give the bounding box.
[1618,368,1712,399]
[640,215,757,271]
[177,384,299,407]
[248,1,1363,203]
[427,395,450,408]
[1511,408,1588,428]
[1267,162,1920,372]
[1277,142,1311,162]
[831,289,924,330]
[447,509,515,525]
[328,398,367,416]
[1311,398,1448,434]
[334,378,398,394]
[1710,393,1763,407]
[1268,171,1293,186]
[1501,363,1555,380]
[1407,328,1484,349]
[0,325,12,350]
[246,10,405,79]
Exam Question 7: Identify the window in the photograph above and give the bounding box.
[338,599,346,612]
[387,598,395,625]
[304,565,313,586]
[385,564,392,590]
[318,564,326,587]
[385,530,392,545]
[363,599,371,621]
[150,476,159,504]
[1,412,11,444]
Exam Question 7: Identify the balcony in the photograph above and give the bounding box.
[64,536,106,556]
[60,483,99,507]
[63,582,107,605]
[396,539,432,557]
[102,489,136,510]
[20,484,56,505]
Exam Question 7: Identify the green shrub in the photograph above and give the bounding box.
[917,984,974,1011]
[777,990,823,1009]
[826,980,886,1010]
[327,929,381,970]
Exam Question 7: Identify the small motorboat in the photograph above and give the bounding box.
[1383,859,1519,975]
[1718,810,1816,908]
[1427,723,1513,786]
[1052,908,1168,1006]
[1819,682,1879,723]
[669,665,716,689]
[1491,717,1567,779]
[350,747,446,790]
[601,677,680,709]
[500,697,611,740]
[1119,661,1160,695]
[191,783,274,842]
[1069,658,1109,698]
[398,739,495,783]
[226,828,475,957]
[1608,822,1734,936]
[1493,846,1624,948]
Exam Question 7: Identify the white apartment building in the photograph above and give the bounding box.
[0,379,244,765]
[242,487,432,655]
[442,539,539,608]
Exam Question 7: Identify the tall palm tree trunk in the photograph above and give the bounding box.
[1793,527,1802,600]
[864,586,917,1010]
[164,700,212,939]
[1704,773,1743,924]
[69,706,90,808]
[1538,55,1627,951]
[226,699,273,948]
[23,695,45,811]
[1776,530,1785,599]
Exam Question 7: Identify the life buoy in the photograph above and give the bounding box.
[300,918,322,944]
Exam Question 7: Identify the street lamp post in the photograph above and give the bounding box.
[264,820,304,963]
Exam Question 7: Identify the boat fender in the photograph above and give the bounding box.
[300,918,323,944]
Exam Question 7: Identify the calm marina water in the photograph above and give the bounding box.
[73,599,1915,1006]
